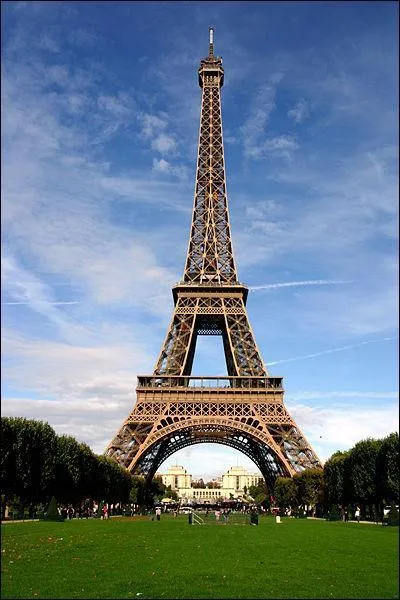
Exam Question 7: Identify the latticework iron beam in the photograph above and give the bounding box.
[105,29,322,485]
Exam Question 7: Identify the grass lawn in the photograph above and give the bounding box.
[1,515,398,599]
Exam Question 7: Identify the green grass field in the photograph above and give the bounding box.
[1,515,398,599]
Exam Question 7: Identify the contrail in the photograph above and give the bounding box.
[250,279,351,291]
[1,301,81,305]
[267,337,396,366]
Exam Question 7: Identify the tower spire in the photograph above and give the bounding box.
[209,25,214,56]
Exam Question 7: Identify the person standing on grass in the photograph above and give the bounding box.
[155,506,161,521]
[355,506,360,523]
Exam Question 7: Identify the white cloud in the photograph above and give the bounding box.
[288,401,399,462]
[151,133,176,154]
[47,65,70,87]
[152,158,170,173]
[1,330,153,453]
[139,113,167,139]
[97,93,132,117]
[1,254,89,342]
[152,158,190,181]
[38,35,60,54]
[240,75,283,158]
[262,135,299,157]
[287,98,309,123]
[250,279,350,292]
[289,390,398,401]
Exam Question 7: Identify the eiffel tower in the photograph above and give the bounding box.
[106,28,322,488]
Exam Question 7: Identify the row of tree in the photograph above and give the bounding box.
[1,417,398,517]
[1,417,133,509]
[323,433,398,510]
[273,433,398,517]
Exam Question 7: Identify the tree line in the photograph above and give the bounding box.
[1,417,398,519]
[1,417,134,513]
[273,433,398,519]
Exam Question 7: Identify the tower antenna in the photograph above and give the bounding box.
[209,26,214,56]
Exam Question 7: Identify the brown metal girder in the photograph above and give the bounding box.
[127,415,295,476]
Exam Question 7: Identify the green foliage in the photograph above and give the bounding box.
[193,478,206,488]
[150,475,166,504]
[327,504,341,521]
[54,435,84,504]
[274,477,297,508]
[45,496,63,521]
[347,438,383,503]
[129,476,146,505]
[94,455,132,503]
[248,480,269,505]
[294,468,324,507]
[323,433,399,511]
[0,416,133,508]
[1,417,57,505]
[0,418,17,502]
[324,451,349,504]
[129,475,166,508]
[164,485,179,501]
[205,481,221,489]
[376,432,399,504]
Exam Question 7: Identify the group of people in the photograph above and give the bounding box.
[340,506,361,523]
[214,508,231,522]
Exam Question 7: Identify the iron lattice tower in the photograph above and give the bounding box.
[106,28,322,488]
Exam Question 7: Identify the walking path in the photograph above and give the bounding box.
[307,516,382,525]
[2,516,385,525]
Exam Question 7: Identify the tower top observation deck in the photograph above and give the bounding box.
[198,26,224,88]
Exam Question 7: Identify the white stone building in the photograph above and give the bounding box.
[157,464,262,503]
[160,465,192,490]
[222,466,262,492]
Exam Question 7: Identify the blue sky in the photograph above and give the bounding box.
[1,1,398,481]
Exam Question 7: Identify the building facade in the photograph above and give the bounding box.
[158,465,262,503]
[160,465,192,490]
[222,466,262,491]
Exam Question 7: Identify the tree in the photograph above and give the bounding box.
[324,451,350,505]
[2,417,58,506]
[206,481,221,489]
[45,496,62,521]
[78,442,99,500]
[193,478,206,488]
[164,485,179,501]
[1,417,134,509]
[0,417,18,507]
[347,438,383,506]
[53,435,84,504]
[130,476,146,505]
[249,480,269,505]
[294,468,324,509]
[376,432,399,504]
[142,475,166,507]
[94,455,132,504]
[274,477,298,509]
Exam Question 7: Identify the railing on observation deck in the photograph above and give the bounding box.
[136,376,283,390]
